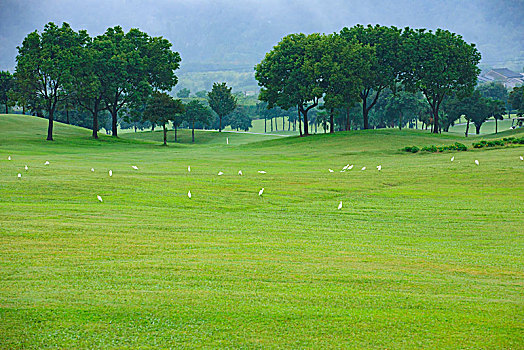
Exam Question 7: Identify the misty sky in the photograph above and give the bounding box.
[1,0,523,72]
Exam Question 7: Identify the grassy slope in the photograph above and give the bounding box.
[0,114,523,348]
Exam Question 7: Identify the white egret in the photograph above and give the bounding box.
[348,165,354,170]
[131,166,138,170]
[328,169,334,173]
[226,137,229,145]
[340,170,346,173]
[17,173,21,179]
[218,171,224,176]
[361,167,366,171]
[91,168,94,172]
[24,165,28,171]
[238,170,243,175]
[258,188,264,196]
[451,156,455,162]
[258,171,266,174]
[377,165,382,171]
[343,164,350,170]
[474,160,479,166]
[97,195,103,202]
[8,156,11,161]
[109,170,113,177]
[188,190,192,199]
[520,156,523,161]
[44,161,49,165]
[188,166,191,172]
[338,201,342,210]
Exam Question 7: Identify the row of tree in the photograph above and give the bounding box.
[255,24,482,135]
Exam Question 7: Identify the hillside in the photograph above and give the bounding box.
[1,113,523,348]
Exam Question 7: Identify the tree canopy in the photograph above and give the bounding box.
[207,82,236,132]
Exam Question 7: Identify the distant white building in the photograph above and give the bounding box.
[479,68,524,89]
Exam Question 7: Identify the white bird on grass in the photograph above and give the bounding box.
[8,156,11,161]
[377,165,382,171]
[258,188,264,196]
[340,170,346,173]
[226,137,229,145]
[520,156,523,161]
[343,164,350,170]
[131,165,138,170]
[44,161,49,165]
[238,170,243,175]
[109,170,113,177]
[17,173,21,179]
[188,166,191,172]
[188,190,191,199]
[91,168,94,172]
[97,195,103,202]
[361,167,366,171]
[338,201,342,210]
[218,171,224,176]
[474,160,479,166]
[258,171,266,174]
[24,165,28,171]
[328,169,334,173]
[451,156,455,162]
[348,165,354,170]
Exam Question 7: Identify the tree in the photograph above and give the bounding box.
[486,98,506,134]
[229,108,252,131]
[320,33,373,132]
[255,33,324,136]
[97,26,180,137]
[0,71,14,114]
[182,100,213,142]
[14,22,86,140]
[177,88,190,98]
[401,28,481,133]
[143,92,184,145]
[340,25,403,130]
[509,86,524,116]
[207,82,236,132]
[195,90,207,98]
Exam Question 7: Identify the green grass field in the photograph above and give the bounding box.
[1,114,523,348]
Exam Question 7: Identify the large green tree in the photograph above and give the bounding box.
[207,82,236,132]
[320,33,373,132]
[0,71,14,114]
[96,26,181,137]
[339,25,403,130]
[143,92,184,145]
[509,86,524,116]
[255,33,324,136]
[401,28,481,133]
[182,100,213,142]
[15,22,86,140]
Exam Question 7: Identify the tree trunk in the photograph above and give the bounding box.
[163,124,167,145]
[495,118,498,134]
[271,117,273,132]
[47,109,54,141]
[288,119,290,131]
[330,108,334,133]
[192,121,195,143]
[22,105,26,115]
[264,117,267,133]
[346,107,351,131]
[111,109,118,137]
[475,124,481,134]
[174,125,178,142]
[219,116,222,132]
[5,104,8,114]
[432,108,439,134]
[92,107,99,139]
[298,108,303,137]
[399,114,402,130]
[282,116,285,130]
[302,109,309,136]
[66,110,70,124]
[134,124,137,132]
[465,119,470,137]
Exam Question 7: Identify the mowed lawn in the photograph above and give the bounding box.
[0,114,523,348]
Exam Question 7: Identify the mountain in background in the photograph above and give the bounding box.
[1,0,523,92]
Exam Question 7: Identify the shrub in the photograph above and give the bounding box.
[454,142,467,151]
[402,146,420,153]
[472,142,483,148]
[421,145,438,152]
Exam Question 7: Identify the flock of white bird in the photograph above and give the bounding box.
[6,154,524,209]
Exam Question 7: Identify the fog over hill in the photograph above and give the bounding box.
[1,0,523,78]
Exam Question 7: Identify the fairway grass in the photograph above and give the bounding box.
[1,114,523,348]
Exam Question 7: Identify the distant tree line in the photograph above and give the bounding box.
[254,25,521,136]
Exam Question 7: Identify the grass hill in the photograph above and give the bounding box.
[1,114,523,348]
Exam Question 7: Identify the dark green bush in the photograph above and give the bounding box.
[454,142,467,151]
[421,145,438,152]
